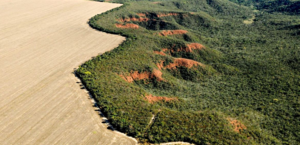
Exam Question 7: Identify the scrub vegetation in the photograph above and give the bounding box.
[77,0,300,144]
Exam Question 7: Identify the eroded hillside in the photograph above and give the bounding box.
[77,0,300,144]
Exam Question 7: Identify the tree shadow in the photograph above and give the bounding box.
[72,61,135,140]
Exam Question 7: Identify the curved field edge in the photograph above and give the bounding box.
[77,0,300,144]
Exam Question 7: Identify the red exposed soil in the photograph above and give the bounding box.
[157,13,179,17]
[145,94,178,104]
[154,51,166,56]
[227,118,247,133]
[157,58,205,70]
[162,43,205,53]
[156,61,164,70]
[119,75,134,82]
[186,43,205,52]
[151,69,164,81]
[115,23,139,29]
[161,48,169,52]
[119,69,163,83]
[137,13,146,17]
[159,30,188,36]
[118,17,149,23]
[118,12,178,24]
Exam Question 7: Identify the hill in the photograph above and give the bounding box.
[77,0,300,144]
[229,0,300,14]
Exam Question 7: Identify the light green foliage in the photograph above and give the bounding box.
[84,71,92,75]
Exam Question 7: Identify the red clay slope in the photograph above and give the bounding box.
[145,94,178,104]
[159,30,188,36]
[157,58,205,70]
[119,69,163,83]
[115,23,139,29]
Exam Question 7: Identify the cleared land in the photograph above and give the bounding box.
[0,0,136,144]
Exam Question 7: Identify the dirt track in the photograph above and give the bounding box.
[0,0,136,144]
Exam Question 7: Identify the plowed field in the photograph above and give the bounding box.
[0,0,136,144]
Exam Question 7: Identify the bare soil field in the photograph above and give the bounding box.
[0,0,136,144]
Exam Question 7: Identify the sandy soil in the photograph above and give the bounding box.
[0,0,137,144]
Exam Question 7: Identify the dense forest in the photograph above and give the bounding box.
[229,0,300,14]
[77,0,300,144]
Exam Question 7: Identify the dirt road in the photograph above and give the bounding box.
[0,0,136,144]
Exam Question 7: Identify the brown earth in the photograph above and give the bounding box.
[119,69,164,83]
[157,13,179,17]
[227,118,247,133]
[154,51,166,56]
[145,94,178,104]
[137,13,146,17]
[118,12,178,25]
[118,17,149,22]
[162,43,205,53]
[116,23,139,29]
[0,0,136,144]
[159,30,188,36]
[162,48,169,52]
[186,43,205,52]
[157,58,205,70]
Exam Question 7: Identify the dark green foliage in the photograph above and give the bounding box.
[284,49,300,72]
[147,110,253,144]
[212,63,240,75]
[168,66,216,82]
[77,0,300,144]
[229,0,300,15]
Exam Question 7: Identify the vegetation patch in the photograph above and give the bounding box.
[156,58,204,70]
[145,94,178,104]
[79,0,300,144]
[159,30,188,36]
[115,23,139,29]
